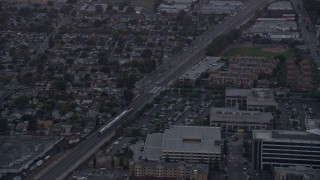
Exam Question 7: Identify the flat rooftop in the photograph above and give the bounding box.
[209,0,242,6]
[180,57,224,81]
[225,88,251,97]
[268,1,293,10]
[162,126,221,154]
[142,126,221,161]
[210,107,273,123]
[253,130,320,144]
[142,133,163,161]
[226,88,277,107]
[247,88,277,107]
[249,20,297,33]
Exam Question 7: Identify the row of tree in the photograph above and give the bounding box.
[206,29,242,56]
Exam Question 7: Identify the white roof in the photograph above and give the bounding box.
[180,57,223,81]
[162,126,221,154]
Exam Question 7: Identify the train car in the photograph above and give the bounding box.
[98,108,133,136]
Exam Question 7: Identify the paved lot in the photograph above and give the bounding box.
[227,134,247,180]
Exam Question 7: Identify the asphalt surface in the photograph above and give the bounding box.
[227,134,247,180]
[291,0,319,63]
[36,0,270,179]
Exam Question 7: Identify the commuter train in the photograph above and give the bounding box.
[98,108,133,136]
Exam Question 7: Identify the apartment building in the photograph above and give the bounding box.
[129,161,208,180]
[209,56,278,88]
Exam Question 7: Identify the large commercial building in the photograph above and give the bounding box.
[179,57,224,86]
[129,161,208,180]
[225,88,278,112]
[142,126,221,164]
[252,129,320,171]
[210,107,274,131]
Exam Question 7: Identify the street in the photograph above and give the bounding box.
[227,134,247,180]
[291,0,319,64]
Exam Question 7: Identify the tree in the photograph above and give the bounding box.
[141,49,153,60]
[21,114,33,121]
[18,7,33,17]
[119,157,124,167]
[209,13,216,25]
[134,36,144,46]
[213,157,219,171]
[95,5,103,13]
[93,156,97,168]
[66,58,74,66]
[165,154,170,162]
[223,140,228,156]
[182,15,193,27]
[54,80,67,91]
[0,118,8,133]
[67,0,78,4]
[13,96,30,109]
[49,36,54,48]
[123,90,134,103]
[111,156,115,167]
[27,119,38,131]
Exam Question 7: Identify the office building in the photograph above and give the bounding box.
[142,126,221,164]
[225,88,277,112]
[210,107,273,131]
[252,130,320,171]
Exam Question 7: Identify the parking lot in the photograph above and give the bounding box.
[277,100,320,130]
[129,89,218,135]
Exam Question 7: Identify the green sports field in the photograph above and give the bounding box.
[224,47,294,60]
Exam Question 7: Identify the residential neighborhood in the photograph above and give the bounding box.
[0,0,320,179]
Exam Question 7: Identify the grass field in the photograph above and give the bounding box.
[224,47,294,60]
